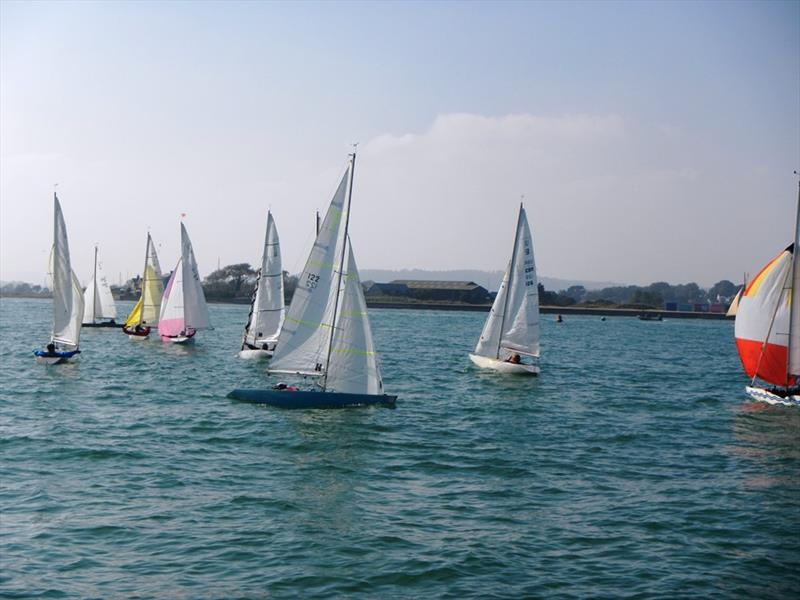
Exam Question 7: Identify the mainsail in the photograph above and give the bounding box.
[51,194,84,348]
[474,204,540,360]
[124,233,163,328]
[83,247,117,324]
[269,155,385,395]
[243,212,284,348]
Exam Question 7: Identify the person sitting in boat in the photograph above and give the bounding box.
[272,382,298,392]
[43,342,58,356]
[505,353,522,364]
[556,315,563,323]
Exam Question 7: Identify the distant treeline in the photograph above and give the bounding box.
[538,280,739,308]
[3,266,741,311]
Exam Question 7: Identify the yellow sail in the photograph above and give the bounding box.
[141,264,163,325]
[124,297,143,327]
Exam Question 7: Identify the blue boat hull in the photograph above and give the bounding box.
[227,389,397,409]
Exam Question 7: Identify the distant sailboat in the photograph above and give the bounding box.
[239,211,284,359]
[229,152,396,408]
[83,246,119,327]
[122,233,163,339]
[469,203,540,375]
[158,222,212,343]
[735,182,800,406]
[34,193,85,364]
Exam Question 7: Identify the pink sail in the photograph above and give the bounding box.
[158,260,185,337]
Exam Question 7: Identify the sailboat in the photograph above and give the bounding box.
[239,211,285,359]
[158,222,212,343]
[82,246,120,327]
[228,152,396,408]
[34,193,85,364]
[734,182,800,406]
[469,203,540,375]
[122,233,164,339]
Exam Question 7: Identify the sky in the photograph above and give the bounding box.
[1,0,798,288]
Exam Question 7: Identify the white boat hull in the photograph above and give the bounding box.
[161,335,194,344]
[745,386,800,407]
[469,353,540,375]
[127,334,149,341]
[238,348,273,359]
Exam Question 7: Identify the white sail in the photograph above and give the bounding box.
[474,204,540,359]
[244,212,284,347]
[325,241,384,394]
[789,184,800,377]
[158,258,185,335]
[51,195,84,348]
[269,166,350,377]
[180,223,211,330]
[83,249,117,323]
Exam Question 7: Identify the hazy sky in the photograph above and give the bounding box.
[1,0,798,287]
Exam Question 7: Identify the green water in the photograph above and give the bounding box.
[1,298,798,598]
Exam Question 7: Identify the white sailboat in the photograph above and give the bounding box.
[34,193,85,364]
[469,203,540,375]
[239,211,285,359]
[82,245,119,327]
[122,233,163,339]
[228,152,396,408]
[735,181,800,406]
[158,222,212,343]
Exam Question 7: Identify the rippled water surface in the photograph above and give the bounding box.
[1,298,799,598]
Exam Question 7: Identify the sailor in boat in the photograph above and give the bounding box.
[556,314,563,323]
[766,385,800,398]
[123,323,150,336]
[272,382,298,392]
[42,342,58,357]
[505,353,522,364]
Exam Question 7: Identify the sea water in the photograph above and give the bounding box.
[1,298,798,598]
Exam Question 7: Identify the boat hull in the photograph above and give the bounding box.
[161,335,194,344]
[468,353,540,375]
[227,388,397,409]
[745,386,800,407]
[33,349,80,365]
[238,349,273,359]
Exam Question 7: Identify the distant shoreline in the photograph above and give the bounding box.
[2,294,731,320]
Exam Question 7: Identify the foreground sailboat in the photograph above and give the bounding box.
[229,152,396,408]
[734,183,800,406]
[34,193,85,364]
[239,211,284,359]
[83,246,119,327]
[469,203,540,375]
[158,222,212,343]
[122,233,163,339]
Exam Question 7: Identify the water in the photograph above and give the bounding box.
[1,298,798,598]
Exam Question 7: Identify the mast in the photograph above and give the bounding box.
[496,203,523,359]
[322,151,356,391]
[316,210,321,236]
[787,177,800,380]
[92,245,98,323]
[51,191,58,342]
[139,234,151,327]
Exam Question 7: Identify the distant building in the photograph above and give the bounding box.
[365,280,491,304]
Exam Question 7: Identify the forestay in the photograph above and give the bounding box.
[474,205,540,360]
[269,167,350,377]
[244,212,284,346]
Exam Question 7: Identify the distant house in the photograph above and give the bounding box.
[365,280,491,304]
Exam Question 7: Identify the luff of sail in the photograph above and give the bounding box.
[474,205,540,360]
[325,240,384,394]
[51,194,84,348]
[734,245,794,387]
[269,165,351,377]
[788,181,800,378]
[243,212,284,348]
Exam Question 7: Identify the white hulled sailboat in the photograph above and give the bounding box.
[82,246,119,327]
[239,211,284,359]
[158,222,212,343]
[469,203,540,375]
